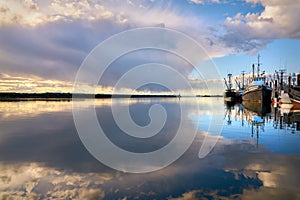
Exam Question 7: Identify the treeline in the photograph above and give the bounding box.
[0,92,180,99]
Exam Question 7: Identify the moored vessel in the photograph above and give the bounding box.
[288,86,300,109]
[224,73,236,102]
[242,76,272,103]
[242,55,272,103]
[287,73,300,109]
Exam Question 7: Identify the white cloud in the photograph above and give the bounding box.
[225,0,300,39]
[0,0,201,29]
[0,0,45,26]
[188,0,204,4]
[0,73,74,93]
[188,0,220,4]
[0,0,114,26]
[217,0,300,54]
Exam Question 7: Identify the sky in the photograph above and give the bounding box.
[0,0,299,94]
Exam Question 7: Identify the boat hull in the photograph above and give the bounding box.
[242,85,272,103]
[290,98,300,109]
[224,90,236,102]
[288,86,300,109]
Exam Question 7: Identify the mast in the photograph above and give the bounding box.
[224,78,229,90]
[228,73,232,90]
[252,64,255,81]
[235,79,241,90]
[278,67,286,90]
[257,54,260,77]
[279,69,285,90]
[242,70,245,89]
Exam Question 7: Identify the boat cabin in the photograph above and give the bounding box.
[252,77,266,86]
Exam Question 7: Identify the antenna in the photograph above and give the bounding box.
[285,60,287,68]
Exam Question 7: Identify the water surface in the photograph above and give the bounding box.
[0,98,299,199]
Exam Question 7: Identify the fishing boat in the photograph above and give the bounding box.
[288,86,300,109]
[242,55,272,103]
[287,74,300,109]
[279,89,293,109]
[224,73,236,102]
[242,76,272,103]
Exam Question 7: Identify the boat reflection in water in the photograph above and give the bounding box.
[242,100,271,116]
[225,99,300,141]
[224,101,270,147]
[243,101,271,147]
[282,109,300,132]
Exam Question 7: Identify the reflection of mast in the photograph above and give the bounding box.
[228,109,232,125]
[256,124,259,147]
[273,106,278,129]
[243,101,266,148]
[242,107,244,126]
[225,104,233,125]
[238,103,245,126]
[251,123,259,148]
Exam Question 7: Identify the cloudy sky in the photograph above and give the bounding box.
[0,0,299,93]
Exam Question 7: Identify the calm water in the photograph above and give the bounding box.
[0,98,299,199]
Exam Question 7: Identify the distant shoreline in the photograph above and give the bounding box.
[0,92,222,101]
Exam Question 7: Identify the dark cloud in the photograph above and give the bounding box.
[0,18,202,92]
[0,19,131,82]
[219,30,271,54]
[99,49,194,88]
